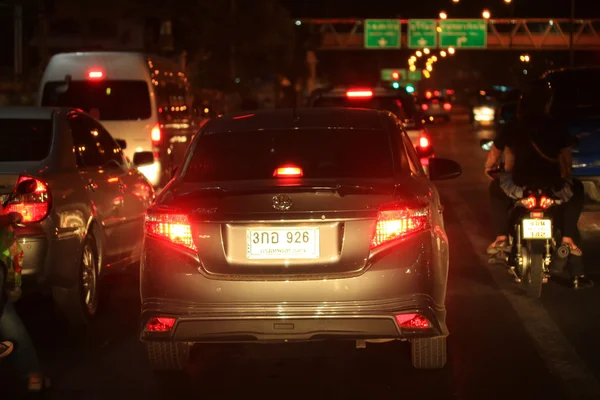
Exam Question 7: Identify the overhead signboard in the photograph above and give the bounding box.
[439,19,487,48]
[408,19,437,49]
[381,68,407,81]
[364,19,401,49]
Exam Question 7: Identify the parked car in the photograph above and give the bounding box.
[0,107,156,326]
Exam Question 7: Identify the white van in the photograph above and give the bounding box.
[37,51,196,186]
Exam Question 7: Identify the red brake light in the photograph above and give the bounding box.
[392,72,399,80]
[371,202,430,249]
[540,196,554,209]
[151,124,161,144]
[346,90,373,98]
[88,70,103,79]
[425,91,432,99]
[531,211,544,218]
[520,195,537,209]
[395,313,431,329]
[443,103,452,111]
[446,89,455,95]
[145,317,176,332]
[5,175,51,223]
[433,90,440,96]
[273,166,303,178]
[419,136,430,148]
[145,212,196,252]
[421,104,429,111]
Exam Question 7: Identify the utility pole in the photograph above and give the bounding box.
[569,0,575,67]
[14,2,23,82]
[229,0,236,81]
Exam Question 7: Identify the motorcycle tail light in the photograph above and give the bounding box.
[530,211,544,219]
[520,195,536,209]
[540,196,554,209]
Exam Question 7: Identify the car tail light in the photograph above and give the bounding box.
[145,212,197,252]
[520,195,536,209]
[4,175,52,223]
[443,103,452,111]
[419,136,430,148]
[88,70,103,79]
[395,313,431,329]
[540,196,554,209]
[371,202,430,249]
[145,317,176,332]
[421,104,429,111]
[346,90,373,98]
[151,123,161,144]
[273,166,303,178]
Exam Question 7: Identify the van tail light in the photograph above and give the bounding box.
[5,175,52,223]
[519,196,536,209]
[145,211,196,252]
[151,123,161,145]
[443,102,452,111]
[395,313,431,329]
[371,202,430,249]
[145,317,176,332]
[421,104,429,111]
[540,196,554,209]
[273,166,303,178]
[88,70,103,79]
[346,89,373,98]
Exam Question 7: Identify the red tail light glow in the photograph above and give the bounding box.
[371,202,430,249]
[425,91,432,99]
[395,313,431,329]
[5,175,52,223]
[419,136,430,148]
[273,166,303,178]
[145,317,176,332]
[421,104,429,111]
[151,123,161,144]
[531,211,544,218]
[346,90,373,98]
[540,196,554,209]
[443,103,452,111]
[88,70,103,79]
[520,196,536,209]
[145,212,196,251]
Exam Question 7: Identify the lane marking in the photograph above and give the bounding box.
[444,189,600,400]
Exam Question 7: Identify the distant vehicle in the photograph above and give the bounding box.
[472,88,521,130]
[307,86,434,158]
[139,107,461,372]
[0,107,155,326]
[419,96,452,123]
[37,52,199,187]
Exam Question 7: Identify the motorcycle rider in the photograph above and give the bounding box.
[485,86,589,287]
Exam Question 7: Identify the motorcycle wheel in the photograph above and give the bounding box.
[524,252,544,298]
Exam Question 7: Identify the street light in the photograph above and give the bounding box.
[426,64,433,72]
[416,51,423,57]
[482,9,491,19]
[448,47,455,55]
[409,65,416,72]
[440,50,447,57]
[424,48,430,54]
[452,0,460,3]
[439,11,448,20]
[504,0,512,3]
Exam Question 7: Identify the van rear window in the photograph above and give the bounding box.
[41,80,151,121]
[0,119,53,161]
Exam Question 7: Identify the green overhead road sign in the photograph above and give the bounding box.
[408,70,422,81]
[380,68,407,81]
[364,19,401,49]
[408,20,437,49]
[439,19,487,48]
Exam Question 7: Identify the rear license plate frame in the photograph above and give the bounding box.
[522,218,552,240]
[246,227,320,260]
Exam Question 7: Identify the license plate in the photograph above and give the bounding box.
[522,219,552,239]
[246,227,320,259]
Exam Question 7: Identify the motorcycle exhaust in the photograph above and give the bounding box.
[556,244,570,259]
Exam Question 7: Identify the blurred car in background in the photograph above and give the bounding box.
[419,96,452,123]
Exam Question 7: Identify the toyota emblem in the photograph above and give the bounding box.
[272,194,292,211]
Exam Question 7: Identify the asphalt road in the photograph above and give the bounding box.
[3,115,600,400]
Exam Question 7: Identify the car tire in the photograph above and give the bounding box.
[410,336,447,369]
[52,234,100,328]
[146,342,191,371]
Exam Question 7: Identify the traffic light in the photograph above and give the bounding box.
[392,81,400,89]
[392,71,400,80]
[406,84,415,93]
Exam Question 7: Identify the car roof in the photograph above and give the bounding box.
[542,65,600,79]
[0,106,77,119]
[203,108,394,134]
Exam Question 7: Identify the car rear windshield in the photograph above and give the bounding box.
[312,96,415,119]
[41,80,151,121]
[0,119,53,162]
[183,129,396,182]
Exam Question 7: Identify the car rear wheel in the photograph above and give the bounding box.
[52,234,100,328]
[410,336,447,369]
[146,342,191,371]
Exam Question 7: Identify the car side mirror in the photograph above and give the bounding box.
[116,139,127,150]
[480,139,494,151]
[133,151,154,167]
[15,179,38,195]
[428,158,462,181]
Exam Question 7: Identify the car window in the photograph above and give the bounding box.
[312,96,402,116]
[0,118,53,162]
[69,114,107,168]
[183,128,397,182]
[88,119,127,168]
[42,80,151,121]
[399,126,425,177]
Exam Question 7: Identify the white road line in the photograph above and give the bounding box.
[444,190,600,400]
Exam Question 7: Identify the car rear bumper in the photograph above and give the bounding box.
[574,175,600,206]
[139,294,448,343]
